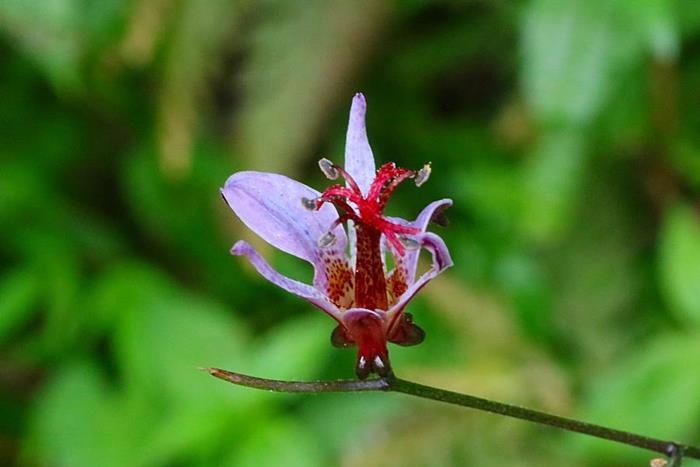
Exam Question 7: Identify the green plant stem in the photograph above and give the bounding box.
[207,368,699,462]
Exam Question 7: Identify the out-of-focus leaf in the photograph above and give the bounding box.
[0,164,49,226]
[100,263,260,464]
[637,0,678,60]
[521,128,585,241]
[120,0,172,65]
[122,143,259,306]
[521,0,678,242]
[298,392,404,458]
[548,167,648,369]
[574,333,700,464]
[248,313,332,381]
[0,268,39,343]
[157,0,240,178]
[670,139,700,190]
[26,362,136,467]
[452,164,521,231]
[84,261,174,336]
[122,304,331,466]
[522,0,678,125]
[548,168,644,367]
[593,64,649,151]
[138,400,252,467]
[523,0,616,125]
[235,0,391,174]
[113,274,248,407]
[40,246,82,354]
[0,0,127,93]
[678,0,700,35]
[659,203,700,326]
[223,417,324,467]
[0,0,83,91]
[495,252,553,340]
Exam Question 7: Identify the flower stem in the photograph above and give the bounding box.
[207,368,700,462]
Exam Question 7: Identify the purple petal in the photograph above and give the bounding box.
[231,241,342,320]
[403,199,452,284]
[313,248,355,310]
[386,232,452,325]
[342,308,386,324]
[384,198,452,284]
[344,93,376,195]
[222,171,346,264]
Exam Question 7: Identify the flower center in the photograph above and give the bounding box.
[302,159,430,311]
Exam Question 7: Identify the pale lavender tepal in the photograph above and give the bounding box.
[221,93,452,379]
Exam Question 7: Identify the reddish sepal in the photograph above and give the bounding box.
[388,313,425,346]
[330,325,354,348]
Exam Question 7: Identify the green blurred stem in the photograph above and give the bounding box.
[208,368,698,462]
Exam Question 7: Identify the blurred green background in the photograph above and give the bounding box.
[2,0,700,466]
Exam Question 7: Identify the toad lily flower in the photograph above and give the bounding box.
[221,93,452,379]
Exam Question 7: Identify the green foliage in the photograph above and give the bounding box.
[523,0,677,126]
[2,0,700,466]
[0,268,40,343]
[574,334,700,464]
[659,203,700,326]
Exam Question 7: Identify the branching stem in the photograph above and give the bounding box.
[207,368,699,463]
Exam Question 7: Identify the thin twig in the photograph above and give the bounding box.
[207,368,700,462]
[207,368,390,392]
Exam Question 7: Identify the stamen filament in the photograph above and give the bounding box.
[367,163,402,202]
[330,163,363,196]
[325,214,353,233]
[384,231,406,256]
[377,170,416,209]
[376,218,420,235]
[319,185,364,206]
[321,198,361,223]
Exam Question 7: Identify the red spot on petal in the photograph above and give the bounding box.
[321,252,354,309]
[387,262,408,306]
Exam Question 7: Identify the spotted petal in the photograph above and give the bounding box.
[221,171,347,264]
[231,241,342,320]
[344,93,376,196]
[386,232,453,328]
[382,198,452,298]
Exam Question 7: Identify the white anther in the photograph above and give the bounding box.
[399,235,421,251]
[318,158,339,180]
[414,163,431,187]
[373,355,385,369]
[358,356,367,370]
[301,197,318,210]
[318,231,337,248]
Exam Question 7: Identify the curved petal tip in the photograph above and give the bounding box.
[230,240,247,256]
[352,92,366,110]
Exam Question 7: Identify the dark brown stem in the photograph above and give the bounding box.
[206,368,700,462]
